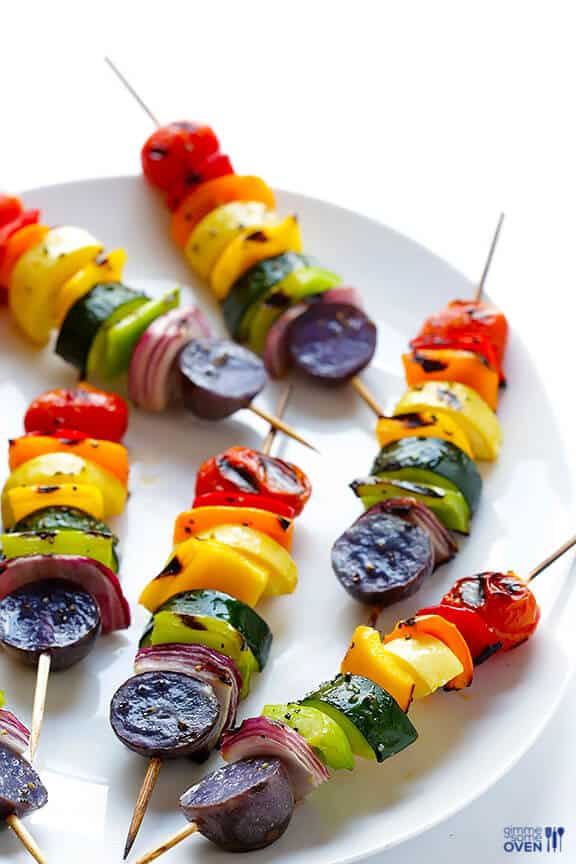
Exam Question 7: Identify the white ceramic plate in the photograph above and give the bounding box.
[1,177,575,864]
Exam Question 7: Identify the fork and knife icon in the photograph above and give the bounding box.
[545,826,565,853]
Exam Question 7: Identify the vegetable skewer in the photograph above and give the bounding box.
[333,219,508,610]
[104,56,386,417]
[0,387,132,768]
[134,534,574,863]
[114,385,309,858]
[0,196,315,452]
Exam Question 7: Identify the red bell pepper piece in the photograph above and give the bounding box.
[417,603,502,665]
[415,299,508,383]
[192,492,297,520]
[0,194,23,227]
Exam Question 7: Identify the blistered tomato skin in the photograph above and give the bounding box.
[196,447,312,516]
[442,571,540,650]
[141,123,220,191]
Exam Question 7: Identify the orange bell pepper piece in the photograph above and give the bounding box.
[8,434,129,486]
[173,506,294,551]
[383,613,473,690]
[402,349,499,411]
[341,626,416,711]
[0,224,50,289]
[376,411,473,458]
[171,175,276,248]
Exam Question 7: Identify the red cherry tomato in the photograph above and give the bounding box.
[195,446,311,516]
[417,603,502,665]
[24,384,129,442]
[165,152,234,211]
[0,195,23,228]
[192,491,297,520]
[441,571,540,651]
[141,122,220,192]
[416,300,508,381]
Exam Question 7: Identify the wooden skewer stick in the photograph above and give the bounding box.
[6,814,47,864]
[123,756,164,859]
[527,534,576,582]
[123,387,294,858]
[261,385,292,455]
[135,822,198,864]
[105,56,384,424]
[249,403,316,453]
[474,212,505,303]
[28,652,51,762]
[350,377,385,418]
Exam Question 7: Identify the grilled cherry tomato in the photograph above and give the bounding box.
[415,300,508,382]
[0,194,23,227]
[165,152,234,211]
[195,447,311,516]
[142,123,220,191]
[24,384,129,442]
[441,571,540,651]
[417,603,501,665]
[192,492,296,520]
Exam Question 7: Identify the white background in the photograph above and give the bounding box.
[2,2,575,861]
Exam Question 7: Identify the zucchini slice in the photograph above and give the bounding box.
[302,673,417,763]
[371,436,482,513]
[351,476,470,533]
[56,282,148,374]
[394,382,502,461]
[222,252,311,339]
[141,589,272,670]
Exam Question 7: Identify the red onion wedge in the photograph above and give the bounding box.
[129,305,214,412]
[135,644,241,747]
[0,555,130,634]
[220,716,329,800]
[0,710,30,756]
[359,499,458,566]
[264,287,364,379]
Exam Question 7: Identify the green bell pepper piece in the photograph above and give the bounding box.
[100,287,180,378]
[351,476,470,533]
[262,703,355,770]
[1,530,117,570]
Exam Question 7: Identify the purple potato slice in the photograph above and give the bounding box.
[0,743,48,820]
[180,757,294,851]
[0,578,101,670]
[178,338,267,420]
[331,510,434,606]
[110,671,221,760]
[288,302,377,383]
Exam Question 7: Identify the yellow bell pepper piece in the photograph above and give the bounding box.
[341,626,416,712]
[9,226,103,345]
[394,381,502,461]
[56,248,127,326]
[376,411,473,458]
[194,524,297,596]
[139,537,270,611]
[185,202,280,280]
[210,215,302,300]
[2,452,127,522]
[381,632,464,699]
[3,484,104,528]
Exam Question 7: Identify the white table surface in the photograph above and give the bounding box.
[2,3,575,861]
